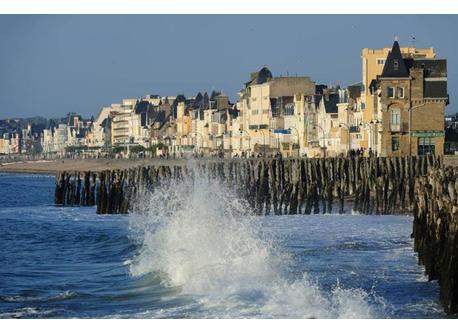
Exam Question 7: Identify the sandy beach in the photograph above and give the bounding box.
[0,158,188,175]
[2,155,457,175]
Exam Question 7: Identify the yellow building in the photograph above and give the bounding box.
[0,138,10,155]
[239,67,315,156]
[176,102,193,152]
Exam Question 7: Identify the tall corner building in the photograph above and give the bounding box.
[360,39,448,156]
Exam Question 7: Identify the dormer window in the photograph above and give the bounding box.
[394,60,399,71]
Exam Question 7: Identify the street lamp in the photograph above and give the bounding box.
[239,129,251,155]
[288,126,300,158]
[359,120,381,156]
[359,119,382,156]
[338,123,351,154]
[313,124,327,158]
[255,128,270,157]
[193,132,205,156]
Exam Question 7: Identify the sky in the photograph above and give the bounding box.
[0,15,457,119]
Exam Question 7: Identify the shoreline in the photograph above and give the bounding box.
[2,155,458,176]
[0,158,188,175]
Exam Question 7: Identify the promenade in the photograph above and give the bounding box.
[2,155,458,175]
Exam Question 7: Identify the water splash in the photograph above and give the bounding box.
[128,164,378,318]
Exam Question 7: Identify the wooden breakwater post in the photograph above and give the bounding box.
[54,156,440,216]
[413,166,458,314]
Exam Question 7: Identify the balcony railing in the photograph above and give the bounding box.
[390,123,409,132]
[390,123,401,132]
[401,122,409,132]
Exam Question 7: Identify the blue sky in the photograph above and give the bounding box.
[0,15,456,118]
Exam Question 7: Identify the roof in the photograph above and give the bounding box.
[380,40,409,78]
[424,81,448,98]
[245,67,273,87]
[323,94,339,113]
[368,79,378,94]
[412,59,447,78]
[347,82,362,99]
[134,100,152,114]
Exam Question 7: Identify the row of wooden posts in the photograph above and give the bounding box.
[55,155,441,215]
[413,166,458,314]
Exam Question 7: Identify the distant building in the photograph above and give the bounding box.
[238,67,315,156]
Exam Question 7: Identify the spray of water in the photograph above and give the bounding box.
[128,163,378,318]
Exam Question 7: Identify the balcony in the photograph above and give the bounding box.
[390,123,401,132]
[390,123,409,133]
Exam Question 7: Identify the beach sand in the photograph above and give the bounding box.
[0,158,188,175]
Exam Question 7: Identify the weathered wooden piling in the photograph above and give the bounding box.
[413,166,458,314]
[54,156,440,216]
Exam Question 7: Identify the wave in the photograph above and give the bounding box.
[1,290,78,304]
[127,162,381,318]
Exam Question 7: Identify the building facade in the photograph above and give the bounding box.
[374,40,448,157]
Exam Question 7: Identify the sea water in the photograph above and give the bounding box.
[0,172,446,318]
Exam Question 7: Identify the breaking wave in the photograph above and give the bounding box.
[128,164,380,318]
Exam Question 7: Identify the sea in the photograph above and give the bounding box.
[0,172,448,318]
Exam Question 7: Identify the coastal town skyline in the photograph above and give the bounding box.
[1,3,458,323]
[1,15,457,119]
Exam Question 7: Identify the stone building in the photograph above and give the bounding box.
[374,39,448,157]
[360,41,436,153]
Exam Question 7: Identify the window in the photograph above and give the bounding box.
[252,110,259,115]
[361,102,366,110]
[390,108,401,131]
[392,136,400,152]
[377,59,385,65]
[418,137,435,155]
[387,87,395,98]
[397,87,404,99]
[394,60,399,71]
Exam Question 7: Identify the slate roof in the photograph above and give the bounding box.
[347,83,362,99]
[323,94,339,113]
[424,81,448,98]
[406,59,448,99]
[380,40,409,78]
[134,100,152,114]
[368,79,378,94]
[407,59,447,78]
[245,67,273,87]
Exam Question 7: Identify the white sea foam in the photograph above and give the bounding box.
[128,164,378,318]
